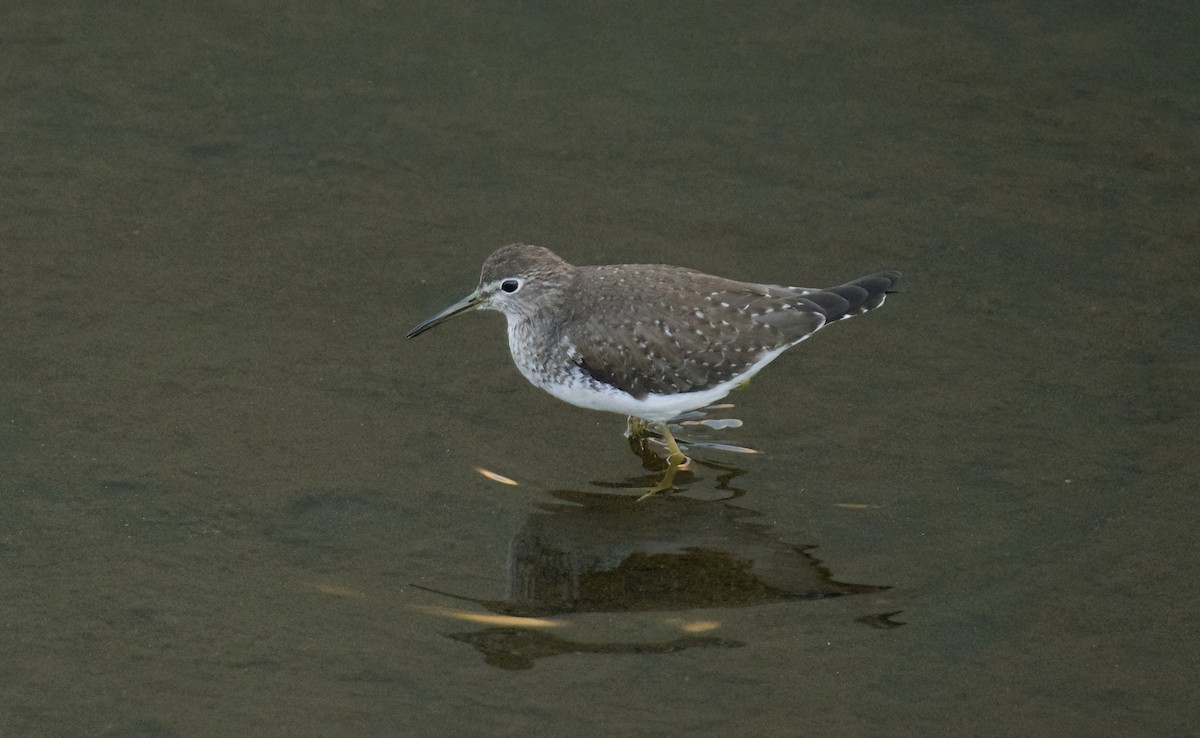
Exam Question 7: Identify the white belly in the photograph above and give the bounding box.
[510,331,794,422]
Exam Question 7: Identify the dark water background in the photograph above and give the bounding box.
[3,2,1197,736]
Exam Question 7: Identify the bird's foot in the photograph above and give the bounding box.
[636,455,689,501]
[624,417,693,499]
[635,422,691,501]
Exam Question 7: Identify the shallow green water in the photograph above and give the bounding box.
[2,2,1197,736]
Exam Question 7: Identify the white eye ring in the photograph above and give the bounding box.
[500,278,521,293]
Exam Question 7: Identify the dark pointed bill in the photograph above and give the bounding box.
[407,290,483,338]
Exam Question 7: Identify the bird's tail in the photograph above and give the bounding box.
[801,270,902,323]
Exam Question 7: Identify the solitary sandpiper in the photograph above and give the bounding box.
[408,244,900,495]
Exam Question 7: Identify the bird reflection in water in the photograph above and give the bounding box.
[419,427,893,668]
[445,628,745,671]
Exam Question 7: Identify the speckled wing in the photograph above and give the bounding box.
[562,267,798,398]
[568,266,900,399]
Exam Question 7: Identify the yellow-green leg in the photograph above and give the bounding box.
[636,420,689,501]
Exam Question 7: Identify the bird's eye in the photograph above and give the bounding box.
[500,279,521,293]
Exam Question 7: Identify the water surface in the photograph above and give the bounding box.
[2,2,1197,736]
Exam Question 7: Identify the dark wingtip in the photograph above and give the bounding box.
[805,270,903,321]
[880,270,903,293]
